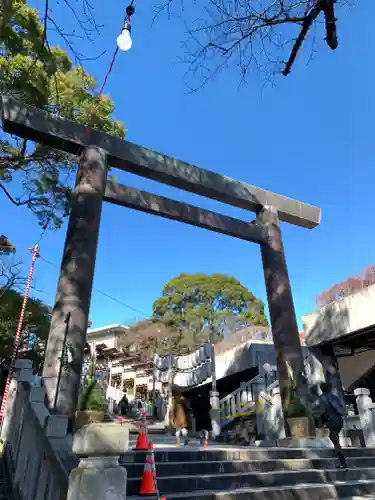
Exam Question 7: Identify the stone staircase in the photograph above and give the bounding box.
[122,447,375,500]
[216,413,257,445]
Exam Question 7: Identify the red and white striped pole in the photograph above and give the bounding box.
[0,244,39,424]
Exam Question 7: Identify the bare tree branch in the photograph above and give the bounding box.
[47,16,106,66]
[156,0,342,90]
[0,183,31,207]
[153,0,175,24]
[0,258,27,298]
[42,0,49,43]
[39,0,105,70]
[283,0,326,76]
[323,0,338,49]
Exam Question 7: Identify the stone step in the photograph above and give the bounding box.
[125,457,375,478]
[121,447,375,464]
[126,467,375,496]
[340,497,375,499]
[128,479,375,500]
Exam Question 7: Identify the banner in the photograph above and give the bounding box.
[153,359,212,388]
[153,342,213,388]
[153,342,212,372]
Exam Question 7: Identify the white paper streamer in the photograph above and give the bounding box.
[153,358,213,387]
[153,342,212,373]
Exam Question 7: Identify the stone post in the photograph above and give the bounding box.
[108,399,114,414]
[108,360,113,388]
[240,381,248,405]
[46,414,69,451]
[253,377,266,439]
[257,205,315,436]
[355,388,375,447]
[1,378,18,441]
[209,327,220,438]
[163,352,174,430]
[262,387,286,441]
[0,359,33,441]
[15,358,34,382]
[29,386,49,427]
[210,390,221,438]
[67,423,129,500]
[42,146,107,415]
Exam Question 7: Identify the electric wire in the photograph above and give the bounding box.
[33,0,137,249]
[98,0,136,96]
[38,254,149,318]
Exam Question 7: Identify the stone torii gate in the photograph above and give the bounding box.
[1,96,321,435]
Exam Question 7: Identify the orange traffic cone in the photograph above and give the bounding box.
[133,423,149,450]
[146,442,168,500]
[148,441,155,471]
[148,442,159,480]
[139,451,157,496]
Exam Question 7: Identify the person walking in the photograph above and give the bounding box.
[193,393,212,447]
[137,396,144,413]
[317,382,348,469]
[153,391,163,420]
[118,394,129,416]
[170,389,189,447]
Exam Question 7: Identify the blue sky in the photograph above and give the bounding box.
[1,1,374,330]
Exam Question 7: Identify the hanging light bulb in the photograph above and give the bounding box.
[117,23,132,51]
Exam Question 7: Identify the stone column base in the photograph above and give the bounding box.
[67,457,127,500]
[68,423,130,500]
[72,423,129,457]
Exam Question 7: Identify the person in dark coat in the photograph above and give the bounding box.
[317,382,348,468]
[118,394,129,416]
[193,393,212,447]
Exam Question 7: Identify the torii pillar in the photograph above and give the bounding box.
[42,146,107,415]
[258,205,315,435]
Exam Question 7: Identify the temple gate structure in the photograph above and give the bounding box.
[0,96,321,435]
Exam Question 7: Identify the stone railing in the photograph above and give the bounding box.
[246,380,372,445]
[1,358,130,500]
[1,359,69,500]
[219,374,265,427]
[218,362,374,447]
[351,388,375,447]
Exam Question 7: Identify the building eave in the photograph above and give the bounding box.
[87,324,129,336]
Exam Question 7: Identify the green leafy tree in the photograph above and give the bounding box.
[152,273,268,350]
[0,235,15,255]
[118,274,268,361]
[79,375,106,412]
[0,0,125,230]
[0,289,51,390]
